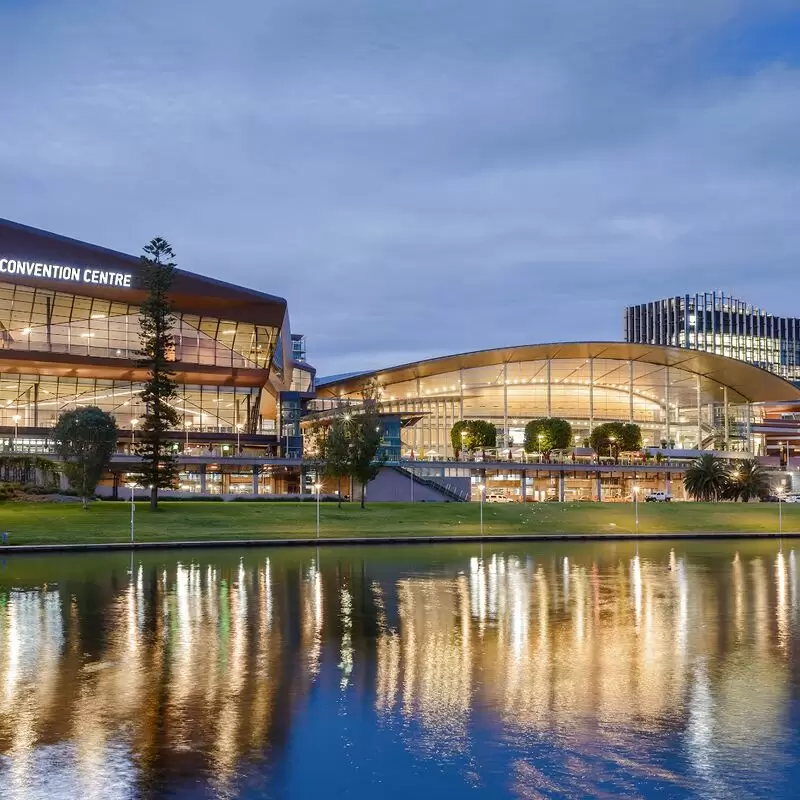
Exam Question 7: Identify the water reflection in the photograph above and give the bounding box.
[0,542,798,798]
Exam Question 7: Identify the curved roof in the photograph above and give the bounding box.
[0,217,287,327]
[318,341,800,404]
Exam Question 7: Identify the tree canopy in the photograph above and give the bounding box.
[589,422,642,455]
[53,407,118,509]
[450,420,496,454]
[683,454,730,501]
[724,459,771,502]
[523,418,573,456]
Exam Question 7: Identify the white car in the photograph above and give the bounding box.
[645,491,672,502]
[485,493,514,503]
[783,494,800,503]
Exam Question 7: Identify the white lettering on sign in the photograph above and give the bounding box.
[0,257,133,288]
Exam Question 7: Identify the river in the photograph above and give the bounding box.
[0,540,798,798]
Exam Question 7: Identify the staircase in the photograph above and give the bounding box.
[390,465,469,502]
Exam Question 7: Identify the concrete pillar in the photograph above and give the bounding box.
[546,359,552,417]
[503,363,508,448]
[252,465,259,495]
[200,464,207,495]
[459,370,464,420]
[665,365,671,444]
[596,473,602,502]
[696,374,702,449]
[520,469,526,502]
[723,386,729,448]
[588,358,594,434]
[629,360,634,423]
[558,471,565,502]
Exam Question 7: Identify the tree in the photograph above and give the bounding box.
[322,409,351,507]
[725,459,771,502]
[450,420,470,457]
[683,454,729,501]
[348,379,385,508]
[136,237,181,510]
[53,407,118,509]
[449,420,496,457]
[524,418,573,458]
[590,421,642,457]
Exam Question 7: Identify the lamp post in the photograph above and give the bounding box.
[236,423,243,453]
[12,414,20,447]
[131,418,138,451]
[633,484,640,533]
[314,481,321,538]
[477,482,486,535]
[538,433,545,463]
[777,485,784,535]
[608,435,616,461]
[128,482,136,544]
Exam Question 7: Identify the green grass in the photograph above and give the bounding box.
[0,500,798,546]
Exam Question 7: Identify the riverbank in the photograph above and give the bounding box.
[0,500,798,548]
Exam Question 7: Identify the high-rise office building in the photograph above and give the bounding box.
[624,292,800,382]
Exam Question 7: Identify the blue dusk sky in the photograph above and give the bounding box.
[1,0,799,375]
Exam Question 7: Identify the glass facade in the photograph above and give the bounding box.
[0,373,263,433]
[0,280,279,368]
[0,280,281,436]
[625,292,800,382]
[325,355,762,458]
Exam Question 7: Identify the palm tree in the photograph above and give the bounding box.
[683,454,729,501]
[725,459,770,502]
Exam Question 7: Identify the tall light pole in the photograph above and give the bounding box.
[12,414,20,447]
[477,482,486,535]
[538,433,545,463]
[777,485,784,535]
[314,481,321,538]
[131,418,138,451]
[609,435,616,461]
[236,423,243,453]
[128,482,136,544]
[633,484,640,533]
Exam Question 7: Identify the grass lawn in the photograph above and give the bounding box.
[0,499,798,546]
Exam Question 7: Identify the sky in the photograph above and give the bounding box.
[1,0,799,377]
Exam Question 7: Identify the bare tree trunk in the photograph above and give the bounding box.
[150,485,158,511]
[82,495,88,511]
[337,476,342,508]
[360,482,366,509]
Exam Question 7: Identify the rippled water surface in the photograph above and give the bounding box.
[1,540,799,798]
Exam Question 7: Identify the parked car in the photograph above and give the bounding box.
[485,493,514,503]
[783,494,800,504]
[645,491,672,502]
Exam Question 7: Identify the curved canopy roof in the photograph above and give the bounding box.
[318,342,800,404]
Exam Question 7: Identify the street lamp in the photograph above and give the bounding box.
[608,435,616,461]
[314,481,322,538]
[128,481,136,544]
[477,482,486,535]
[538,432,545,463]
[12,414,20,441]
[236,423,243,453]
[776,485,784,535]
[632,485,640,534]
[131,418,138,450]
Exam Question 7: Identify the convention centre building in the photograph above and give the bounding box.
[3,217,800,501]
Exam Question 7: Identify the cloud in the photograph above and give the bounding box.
[1,0,799,376]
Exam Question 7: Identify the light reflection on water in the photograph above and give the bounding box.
[0,541,799,798]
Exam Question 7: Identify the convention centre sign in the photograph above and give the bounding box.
[0,257,133,288]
